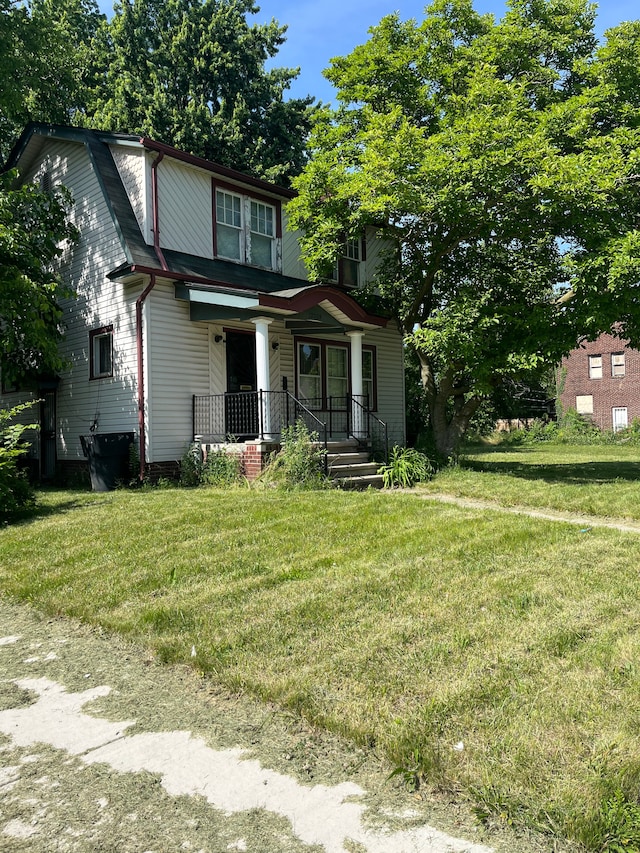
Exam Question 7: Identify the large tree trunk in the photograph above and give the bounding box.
[419,355,482,460]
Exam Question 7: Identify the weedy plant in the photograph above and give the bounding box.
[259,420,328,489]
[378,445,434,488]
[201,448,243,486]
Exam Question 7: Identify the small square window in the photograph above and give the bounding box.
[612,353,625,377]
[90,326,113,379]
[588,355,602,379]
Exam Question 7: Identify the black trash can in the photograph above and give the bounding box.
[80,432,134,491]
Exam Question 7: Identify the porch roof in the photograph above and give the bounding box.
[174,281,388,331]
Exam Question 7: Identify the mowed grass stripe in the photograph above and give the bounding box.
[3,486,640,848]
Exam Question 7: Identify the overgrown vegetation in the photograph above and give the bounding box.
[494,409,640,447]
[258,420,329,490]
[179,443,244,487]
[4,476,640,850]
[378,445,434,488]
[0,402,37,522]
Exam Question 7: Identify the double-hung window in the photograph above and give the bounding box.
[296,340,377,410]
[588,355,602,379]
[215,191,242,261]
[611,352,625,377]
[214,185,278,270]
[90,326,113,380]
[331,237,363,286]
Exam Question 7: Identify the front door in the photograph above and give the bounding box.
[225,330,258,438]
[40,390,56,479]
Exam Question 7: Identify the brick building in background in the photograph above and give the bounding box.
[559,332,640,432]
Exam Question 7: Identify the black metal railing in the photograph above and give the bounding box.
[192,390,387,464]
[348,395,389,463]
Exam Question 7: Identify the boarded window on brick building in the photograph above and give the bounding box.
[611,353,625,377]
[589,355,603,379]
[576,395,594,415]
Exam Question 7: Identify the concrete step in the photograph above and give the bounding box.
[329,461,380,479]
[335,473,385,490]
[327,451,370,466]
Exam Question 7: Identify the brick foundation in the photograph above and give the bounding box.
[201,440,279,481]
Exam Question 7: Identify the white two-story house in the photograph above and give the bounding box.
[2,123,406,484]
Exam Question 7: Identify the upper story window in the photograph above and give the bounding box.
[90,326,113,380]
[331,237,364,287]
[588,354,602,379]
[214,184,279,271]
[611,352,625,377]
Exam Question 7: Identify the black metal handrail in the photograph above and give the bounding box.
[284,392,328,475]
[348,395,389,464]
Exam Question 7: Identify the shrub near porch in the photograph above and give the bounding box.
[2,486,640,849]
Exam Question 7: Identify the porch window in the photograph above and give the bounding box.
[327,346,348,404]
[296,340,378,410]
[298,343,322,405]
[214,186,278,270]
[363,348,375,408]
[90,325,113,380]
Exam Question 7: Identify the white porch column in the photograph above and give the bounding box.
[252,317,273,438]
[346,330,365,438]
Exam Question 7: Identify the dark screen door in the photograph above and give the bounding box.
[225,330,258,437]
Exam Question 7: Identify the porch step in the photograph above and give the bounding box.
[329,461,380,479]
[335,473,385,490]
[322,438,384,489]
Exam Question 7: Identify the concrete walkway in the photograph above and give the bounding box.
[414,491,640,535]
[0,599,523,853]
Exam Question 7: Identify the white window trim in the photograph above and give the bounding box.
[214,186,279,271]
[588,354,603,380]
[611,352,626,377]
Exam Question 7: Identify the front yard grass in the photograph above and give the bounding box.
[3,479,640,849]
[419,442,640,520]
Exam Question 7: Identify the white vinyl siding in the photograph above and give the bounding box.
[145,281,210,462]
[156,159,214,258]
[110,146,148,240]
[23,140,139,461]
[281,207,310,280]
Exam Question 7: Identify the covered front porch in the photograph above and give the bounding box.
[178,280,393,466]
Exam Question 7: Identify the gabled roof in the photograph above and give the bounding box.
[5,123,387,330]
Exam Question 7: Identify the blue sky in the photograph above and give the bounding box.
[96,1,639,105]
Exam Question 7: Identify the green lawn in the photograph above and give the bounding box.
[3,469,640,850]
[420,442,640,520]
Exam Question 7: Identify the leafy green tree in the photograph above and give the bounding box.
[289,0,640,458]
[0,0,104,160]
[0,172,78,386]
[85,0,316,184]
